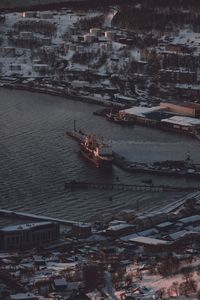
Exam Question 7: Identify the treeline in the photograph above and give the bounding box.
[113,5,200,32]
[1,0,200,12]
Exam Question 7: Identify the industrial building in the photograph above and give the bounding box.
[119,102,200,136]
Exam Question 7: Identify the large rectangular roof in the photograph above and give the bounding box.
[122,106,161,117]
[107,223,134,231]
[125,236,170,246]
[1,221,54,232]
[161,115,200,127]
[179,215,200,224]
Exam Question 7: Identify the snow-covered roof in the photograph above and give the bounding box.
[156,221,174,229]
[10,293,38,300]
[179,214,200,224]
[127,236,170,246]
[137,228,159,237]
[107,223,134,231]
[46,262,77,271]
[161,115,200,127]
[121,106,161,117]
[168,230,197,241]
[109,220,127,226]
[1,221,54,232]
[115,94,137,102]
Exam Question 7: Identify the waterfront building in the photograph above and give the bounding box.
[0,221,59,250]
[160,102,200,117]
[120,102,200,135]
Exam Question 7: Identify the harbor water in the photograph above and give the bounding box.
[1,88,200,221]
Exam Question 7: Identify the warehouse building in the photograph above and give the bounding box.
[119,102,200,135]
[0,221,59,250]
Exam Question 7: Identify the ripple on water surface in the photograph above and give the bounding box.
[0,88,200,221]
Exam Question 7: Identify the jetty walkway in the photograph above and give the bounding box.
[64,180,200,193]
[66,129,200,179]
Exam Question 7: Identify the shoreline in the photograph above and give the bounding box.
[0,82,125,109]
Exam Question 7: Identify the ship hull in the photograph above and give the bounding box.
[81,149,113,169]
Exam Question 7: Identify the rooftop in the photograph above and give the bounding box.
[127,236,170,246]
[156,221,174,229]
[1,221,54,232]
[168,230,198,241]
[161,115,200,127]
[122,106,161,117]
[179,214,200,224]
[107,223,134,232]
[10,293,38,300]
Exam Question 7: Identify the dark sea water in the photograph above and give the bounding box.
[0,88,200,221]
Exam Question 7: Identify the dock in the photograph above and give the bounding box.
[66,129,200,179]
[64,180,200,193]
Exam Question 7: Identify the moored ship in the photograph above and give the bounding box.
[81,134,114,168]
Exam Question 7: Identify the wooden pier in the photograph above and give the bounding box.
[64,180,200,193]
